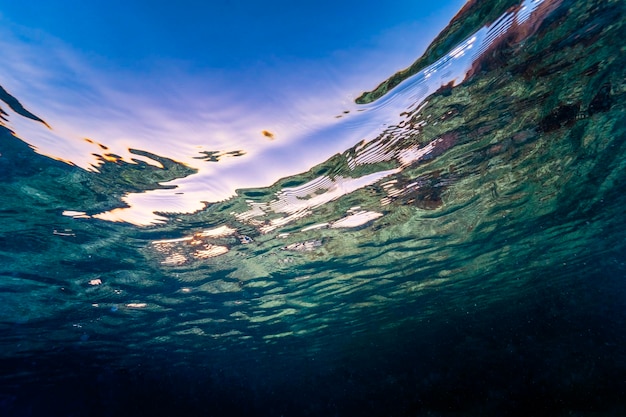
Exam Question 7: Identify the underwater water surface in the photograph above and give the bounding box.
[1,0,626,416]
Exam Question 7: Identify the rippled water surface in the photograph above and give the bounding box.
[1,0,626,416]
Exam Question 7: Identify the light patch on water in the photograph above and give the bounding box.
[62,210,90,219]
[245,280,279,289]
[196,280,241,294]
[330,210,383,229]
[194,245,229,259]
[288,299,318,309]
[211,330,244,339]
[282,240,323,252]
[263,332,294,340]
[160,253,187,266]
[198,225,237,238]
[301,223,330,232]
[150,229,238,266]
[249,308,298,323]
[175,327,206,337]
[257,296,287,309]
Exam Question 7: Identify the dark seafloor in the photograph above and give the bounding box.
[1,0,626,416]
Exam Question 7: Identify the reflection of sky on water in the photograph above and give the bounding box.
[0,0,547,226]
[0,0,463,166]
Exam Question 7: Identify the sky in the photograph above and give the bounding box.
[0,0,469,224]
[1,1,467,70]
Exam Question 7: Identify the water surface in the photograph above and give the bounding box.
[1,0,625,416]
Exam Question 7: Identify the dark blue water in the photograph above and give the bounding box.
[1,0,626,416]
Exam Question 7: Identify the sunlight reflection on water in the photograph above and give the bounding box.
[3,0,549,227]
[79,28,483,226]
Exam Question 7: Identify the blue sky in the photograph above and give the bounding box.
[1,1,465,70]
[0,0,469,224]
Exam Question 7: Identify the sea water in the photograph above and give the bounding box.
[1,0,625,416]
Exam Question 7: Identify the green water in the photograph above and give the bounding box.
[1,0,626,415]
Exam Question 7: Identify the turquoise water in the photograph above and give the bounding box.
[1,0,626,416]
